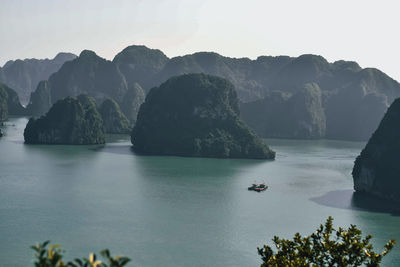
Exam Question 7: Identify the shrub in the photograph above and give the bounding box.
[258,217,395,267]
[31,241,130,267]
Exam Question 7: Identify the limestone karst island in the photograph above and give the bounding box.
[1,1,400,266]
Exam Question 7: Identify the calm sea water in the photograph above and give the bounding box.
[1,117,400,266]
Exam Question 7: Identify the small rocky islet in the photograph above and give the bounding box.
[23,94,136,144]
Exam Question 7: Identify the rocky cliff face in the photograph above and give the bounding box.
[24,95,105,145]
[241,83,326,139]
[0,86,8,121]
[290,83,326,138]
[26,81,52,117]
[99,99,132,134]
[120,83,146,123]
[0,83,26,120]
[3,85,26,115]
[131,73,275,159]
[352,98,400,202]
[0,52,76,104]
[325,68,396,141]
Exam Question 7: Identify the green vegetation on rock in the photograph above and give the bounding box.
[131,73,275,159]
[99,98,132,134]
[352,98,400,202]
[24,95,105,145]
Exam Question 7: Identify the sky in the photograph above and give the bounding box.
[1,0,399,81]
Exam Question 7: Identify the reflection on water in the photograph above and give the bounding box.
[311,190,400,216]
[310,190,354,210]
[90,144,134,155]
[352,192,400,216]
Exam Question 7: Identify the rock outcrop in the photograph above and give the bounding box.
[120,82,146,122]
[3,84,26,115]
[99,99,132,134]
[0,83,26,120]
[131,73,275,159]
[26,81,52,117]
[352,98,400,202]
[24,95,105,144]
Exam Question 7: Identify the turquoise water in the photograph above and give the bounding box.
[1,117,400,266]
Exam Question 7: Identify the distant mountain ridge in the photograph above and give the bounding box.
[24,45,400,141]
[0,52,77,104]
[26,50,146,123]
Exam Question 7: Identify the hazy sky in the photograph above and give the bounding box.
[1,0,399,81]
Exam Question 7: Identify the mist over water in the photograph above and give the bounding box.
[1,117,400,266]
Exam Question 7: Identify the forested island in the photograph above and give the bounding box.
[131,73,275,159]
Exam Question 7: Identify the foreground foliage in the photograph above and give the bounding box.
[258,217,395,266]
[31,241,130,267]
